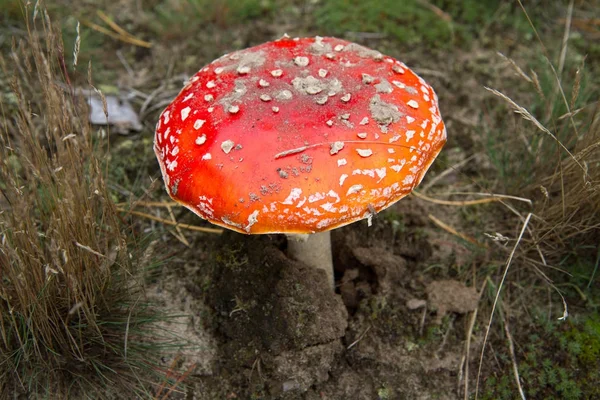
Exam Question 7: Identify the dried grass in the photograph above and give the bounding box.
[472,2,599,397]
[0,4,176,398]
[485,1,599,270]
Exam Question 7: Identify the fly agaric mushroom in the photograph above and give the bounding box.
[154,36,446,287]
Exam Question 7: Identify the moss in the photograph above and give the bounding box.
[313,0,531,51]
[483,314,600,400]
[314,0,454,50]
[564,316,600,366]
[377,385,392,400]
[107,136,157,198]
[215,245,249,272]
[152,0,278,39]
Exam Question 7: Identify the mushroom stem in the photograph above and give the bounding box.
[286,231,334,288]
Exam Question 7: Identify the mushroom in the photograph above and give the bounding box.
[154,36,446,288]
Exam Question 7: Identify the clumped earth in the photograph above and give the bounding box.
[151,197,480,399]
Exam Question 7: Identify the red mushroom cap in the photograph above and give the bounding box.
[154,36,446,234]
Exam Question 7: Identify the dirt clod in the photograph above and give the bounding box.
[352,247,407,294]
[205,234,347,397]
[271,341,343,395]
[426,280,479,324]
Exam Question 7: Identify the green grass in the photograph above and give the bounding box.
[312,0,535,50]
[0,0,22,23]
[313,0,456,49]
[484,47,596,187]
[482,33,599,248]
[152,0,278,35]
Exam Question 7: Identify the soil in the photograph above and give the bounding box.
[150,197,482,399]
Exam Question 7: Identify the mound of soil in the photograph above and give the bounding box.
[155,199,479,399]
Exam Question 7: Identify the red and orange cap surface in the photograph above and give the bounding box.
[154,36,446,234]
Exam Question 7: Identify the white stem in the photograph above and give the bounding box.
[286,231,334,288]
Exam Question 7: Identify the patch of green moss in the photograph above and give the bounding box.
[419,317,451,346]
[313,0,520,50]
[482,314,600,400]
[377,385,392,400]
[153,0,278,38]
[214,245,249,272]
[313,0,455,50]
[564,316,600,366]
[107,136,157,198]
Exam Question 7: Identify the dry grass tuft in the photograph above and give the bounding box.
[473,4,599,396]
[484,3,599,272]
[515,1,599,266]
[533,111,599,257]
[486,84,599,260]
[0,4,178,398]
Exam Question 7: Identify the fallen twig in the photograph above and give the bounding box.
[117,201,180,208]
[414,190,505,206]
[82,10,152,48]
[347,325,372,350]
[428,214,485,247]
[118,208,223,234]
[420,155,475,192]
[426,191,532,205]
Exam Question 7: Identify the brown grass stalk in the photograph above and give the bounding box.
[0,3,178,398]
